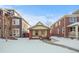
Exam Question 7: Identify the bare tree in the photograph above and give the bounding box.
[45,20,52,27]
[45,16,52,27]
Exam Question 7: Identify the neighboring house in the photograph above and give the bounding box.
[29,21,50,39]
[50,10,79,39]
[0,8,30,38]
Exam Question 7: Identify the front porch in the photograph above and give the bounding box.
[68,31,79,39]
[67,22,79,39]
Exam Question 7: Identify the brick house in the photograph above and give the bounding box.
[29,22,50,39]
[0,8,30,38]
[50,10,79,39]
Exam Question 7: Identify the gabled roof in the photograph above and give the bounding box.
[29,21,49,29]
[36,21,44,26]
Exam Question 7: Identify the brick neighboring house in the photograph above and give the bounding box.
[29,21,50,39]
[50,10,79,39]
[0,8,30,38]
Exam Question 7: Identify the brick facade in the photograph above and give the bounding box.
[50,11,79,38]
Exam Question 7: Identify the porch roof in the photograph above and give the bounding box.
[67,22,79,27]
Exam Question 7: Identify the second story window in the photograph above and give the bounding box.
[13,20,15,24]
[69,17,77,23]
[12,19,20,25]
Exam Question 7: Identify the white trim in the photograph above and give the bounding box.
[67,22,79,27]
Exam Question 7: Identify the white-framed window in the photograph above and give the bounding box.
[12,19,20,25]
[69,17,77,23]
[12,29,20,36]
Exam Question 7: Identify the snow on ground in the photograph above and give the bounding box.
[51,36,79,50]
[0,38,76,53]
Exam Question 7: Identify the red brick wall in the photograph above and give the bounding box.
[29,30,32,39]
[51,17,71,37]
[51,18,65,37]
[51,16,79,37]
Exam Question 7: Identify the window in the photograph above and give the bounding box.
[13,20,15,24]
[13,29,20,36]
[69,17,77,23]
[13,34,16,36]
[62,28,65,33]
[70,27,75,31]
[12,19,20,25]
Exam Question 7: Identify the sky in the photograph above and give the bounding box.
[0,5,79,26]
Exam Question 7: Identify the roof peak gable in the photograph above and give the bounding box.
[36,21,44,26]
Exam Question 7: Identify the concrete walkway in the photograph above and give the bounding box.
[41,39,79,52]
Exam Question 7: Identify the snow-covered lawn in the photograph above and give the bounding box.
[51,36,79,50]
[0,37,78,53]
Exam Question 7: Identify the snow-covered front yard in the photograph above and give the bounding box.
[51,36,79,50]
[0,37,79,53]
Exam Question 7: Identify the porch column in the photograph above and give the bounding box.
[75,26,78,39]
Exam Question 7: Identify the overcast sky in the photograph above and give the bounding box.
[0,5,79,26]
